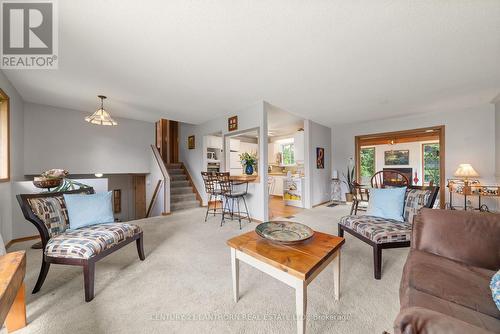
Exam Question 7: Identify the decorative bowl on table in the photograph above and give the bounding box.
[33,177,63,189]
[255,221,314,244]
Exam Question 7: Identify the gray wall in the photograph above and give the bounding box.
[0,70,24,244]
[306,120,332,207]
[24,103,154,175]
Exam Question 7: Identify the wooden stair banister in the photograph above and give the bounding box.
[150,145,171,214]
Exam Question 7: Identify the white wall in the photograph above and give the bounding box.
[0,70,24,244]
[24,103,154,175]
[306,120,332,207]
[332,106,498,209]
[495,98,500,179]
[180,101,268,221]
[107,174,134,222]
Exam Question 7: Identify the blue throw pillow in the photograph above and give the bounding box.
[64,192,114,229]
[366,187,407,222]
[491,270,500,311]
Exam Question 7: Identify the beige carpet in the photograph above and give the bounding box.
[10,204,408,334]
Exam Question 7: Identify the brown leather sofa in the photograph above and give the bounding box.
[394,208,500,334]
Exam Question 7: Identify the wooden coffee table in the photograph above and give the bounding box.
[227,231,345,334]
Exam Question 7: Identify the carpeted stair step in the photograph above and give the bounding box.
[171,180,190,188]
[171,174,188,181]
[171,186,194,195]
[168,169,184,175]
[171,193,196,203]
[171,200,200,211]
[166,163,182,169]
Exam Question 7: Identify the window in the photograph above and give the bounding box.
[360,147,375,181]
[281,143,295,165]
[422,143,440,185]
[0,89,9,182]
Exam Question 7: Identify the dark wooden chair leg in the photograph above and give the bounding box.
[338,224,344,238]
[373,245,382,280]
[32,259,50,293]
[83,261,95,302]
[350,200,356,215]
[136,236,146,261]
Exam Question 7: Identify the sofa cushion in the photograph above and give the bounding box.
[28,196,69,238]
[64,192,114,229]
[402,249,500,319]
[339,215,411,244]
[366,187,407,221]
[403,188,433,224]
[45,223,142,259]
[491,270,500,311]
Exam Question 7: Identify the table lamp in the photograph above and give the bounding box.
[454,163,479,186]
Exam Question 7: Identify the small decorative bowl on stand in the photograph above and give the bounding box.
[33,177,63,192]
[255,221,314,244]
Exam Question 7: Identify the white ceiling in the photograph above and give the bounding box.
[3,1,500,126]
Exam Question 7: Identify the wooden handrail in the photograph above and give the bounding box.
[150,145,171,214]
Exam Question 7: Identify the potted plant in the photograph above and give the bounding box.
[342,159,356,202]
[239,152,257,175]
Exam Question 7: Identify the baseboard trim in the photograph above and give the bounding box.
[312,200,331,208]
[6,235,40,249]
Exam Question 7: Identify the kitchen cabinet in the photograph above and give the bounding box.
[269,175,285,196]
[239,142,258,155]
[268,142,280,165]
[293,131,304,163]
[229,139,240,152]
[206,135,222,149]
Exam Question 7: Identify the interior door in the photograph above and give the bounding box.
[133,175,146,219]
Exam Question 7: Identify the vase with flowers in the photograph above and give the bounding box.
[239,152,257,175]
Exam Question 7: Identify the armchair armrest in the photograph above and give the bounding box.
[394,307,492,334]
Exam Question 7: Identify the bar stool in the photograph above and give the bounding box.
[201,172,223,222]
[216,172,251,229]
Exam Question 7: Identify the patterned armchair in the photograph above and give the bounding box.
[338,186,438,279]
[17,188,145,302]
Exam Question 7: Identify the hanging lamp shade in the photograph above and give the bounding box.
[85,95,117,126]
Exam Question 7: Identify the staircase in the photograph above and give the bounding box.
[167,163,201,211]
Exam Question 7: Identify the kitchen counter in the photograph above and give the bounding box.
[229,175,260,183]
[268,172,286,176]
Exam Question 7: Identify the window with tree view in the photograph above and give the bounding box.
[423,143,440,185]
[281,143,295,165]
[360,147,375,181]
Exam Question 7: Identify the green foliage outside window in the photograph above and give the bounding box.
[423,143,440,184]
[360,147,375,178]
[281,143,295,165]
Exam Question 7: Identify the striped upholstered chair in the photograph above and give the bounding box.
[17,188,145,302]
[338,186,439,279]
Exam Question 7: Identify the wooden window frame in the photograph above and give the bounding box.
[0,88,9,182]
[359,146,376,181]
[421,142,440,186]
[355,125,445,208]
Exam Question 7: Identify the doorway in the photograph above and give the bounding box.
[355,125,445,208]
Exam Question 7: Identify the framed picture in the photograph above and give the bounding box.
[384,150,409,165]
[316,147,324,169]
[188,135,195,149]
[228,115,238,131]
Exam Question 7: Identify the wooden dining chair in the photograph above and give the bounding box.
[371,170,409,188]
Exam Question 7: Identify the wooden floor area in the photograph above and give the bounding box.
[269,195,303,219]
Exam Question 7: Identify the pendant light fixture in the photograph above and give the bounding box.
[85,95,117,126]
